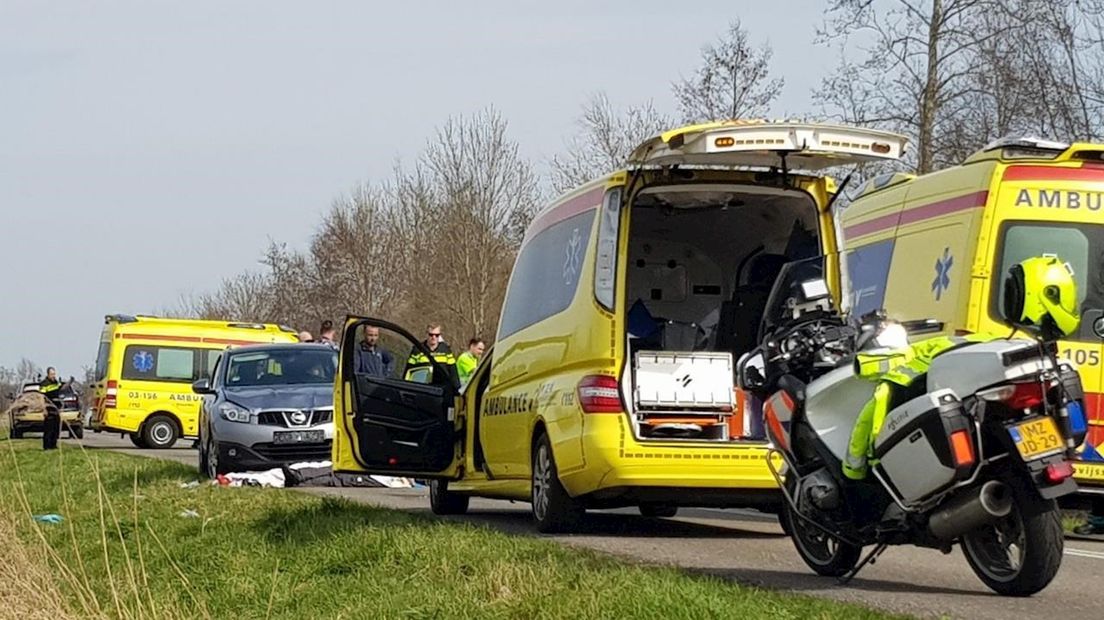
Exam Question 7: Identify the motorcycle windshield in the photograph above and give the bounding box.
[759,255,835,340]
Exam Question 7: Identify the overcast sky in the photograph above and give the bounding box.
[1,0,834,375]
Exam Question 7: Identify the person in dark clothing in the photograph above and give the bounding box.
[354,326,394,377]
[39,367,63,450]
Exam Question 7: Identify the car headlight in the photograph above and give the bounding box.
[218,404,252,424]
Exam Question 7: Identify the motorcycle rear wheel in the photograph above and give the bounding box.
[780,501,862,577]
[960,482,1062,597]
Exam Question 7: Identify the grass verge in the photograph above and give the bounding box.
[0,438,907,619]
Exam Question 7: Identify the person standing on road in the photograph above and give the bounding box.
[298,331,314,343]
[319,320,338,348]
[456,337,485,385]
[39,367,63,450]
[407,324,458,384]
[354,326,394,377]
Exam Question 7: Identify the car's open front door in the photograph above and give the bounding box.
[333,317,461,478]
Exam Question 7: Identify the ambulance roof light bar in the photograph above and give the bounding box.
[983,136,1069,153]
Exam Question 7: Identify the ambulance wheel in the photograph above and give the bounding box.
[961,483,1063,597]
[142,415,179,449]
[531,433,583,533]
[780,501,861,577]
[429,480,470,515]
[639,504,679,518]
[129,433,148,448]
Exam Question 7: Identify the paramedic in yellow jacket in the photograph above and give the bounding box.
[844,255,1081,480]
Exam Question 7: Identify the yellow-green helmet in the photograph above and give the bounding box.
[1002,255,1080,338]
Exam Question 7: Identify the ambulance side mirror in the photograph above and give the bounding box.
[737,352,767,391]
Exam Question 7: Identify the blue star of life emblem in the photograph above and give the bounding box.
[932,247,953,301]
[133,350,155,373]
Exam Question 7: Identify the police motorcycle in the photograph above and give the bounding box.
[736,255,1087,596]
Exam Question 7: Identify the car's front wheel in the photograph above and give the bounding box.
[429,479,470,515]
[204,437,232,478]
[68,424,84,440]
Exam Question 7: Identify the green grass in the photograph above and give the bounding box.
[0,439,906,620]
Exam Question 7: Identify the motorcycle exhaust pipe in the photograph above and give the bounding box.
[928,480,1013,541]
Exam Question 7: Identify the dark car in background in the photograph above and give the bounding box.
[192,344,336,477]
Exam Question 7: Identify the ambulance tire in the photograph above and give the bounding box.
[129,433,148,448]
[531,433,583,533]
[429,480,470,515]
[142,415,179,449]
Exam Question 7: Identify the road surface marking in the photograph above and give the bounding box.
[1065,547,1104,560]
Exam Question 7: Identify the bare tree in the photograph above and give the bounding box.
[415,108,541,339]
[550,93,670,194]
[672,18,784,124]
[816,0,1104,174]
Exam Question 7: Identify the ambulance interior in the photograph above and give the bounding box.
[623,184,821,442]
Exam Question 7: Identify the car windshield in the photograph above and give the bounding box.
[226,349,337,387]
[760,255,835,338]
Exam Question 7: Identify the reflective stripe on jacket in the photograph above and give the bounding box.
[843,333,998,480]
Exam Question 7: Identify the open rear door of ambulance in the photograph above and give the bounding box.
[333,317,462,479]
[626,121,908,171]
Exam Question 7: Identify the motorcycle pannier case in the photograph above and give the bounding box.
[872,389,972,505]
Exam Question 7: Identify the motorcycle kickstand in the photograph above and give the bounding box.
[838,543,888,585]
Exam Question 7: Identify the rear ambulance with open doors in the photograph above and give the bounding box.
[839,137,1104,495]
[333,121,908,531]
[90,315,300,448]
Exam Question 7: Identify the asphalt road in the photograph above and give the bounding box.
[74,431,1104,619]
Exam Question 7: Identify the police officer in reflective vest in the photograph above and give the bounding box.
[844,255,1080,480]
[408,324,458,384]
[39,367,64,450]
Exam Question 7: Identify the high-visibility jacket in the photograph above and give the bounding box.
[456,352,479,385]
[39,378,62,409]
[843,333,999,480]
[408,342,458,384]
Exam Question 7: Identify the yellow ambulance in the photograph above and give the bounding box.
[839,137,1104,492]
[331,120,909,531]
[90,315,299,448]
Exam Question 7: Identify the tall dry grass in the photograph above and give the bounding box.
[0,427,212,620]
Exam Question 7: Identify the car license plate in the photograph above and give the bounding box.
[273,430,324,445]
[1008,417,1063,460]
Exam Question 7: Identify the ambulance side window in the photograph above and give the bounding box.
[845,240,895,318]
[992,221,1103,341]
[498,209,597,339]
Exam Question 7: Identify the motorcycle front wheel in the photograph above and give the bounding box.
[780,501,862,577]
[960,481,1063,597]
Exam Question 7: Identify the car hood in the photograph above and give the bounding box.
[223,384,333,411]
